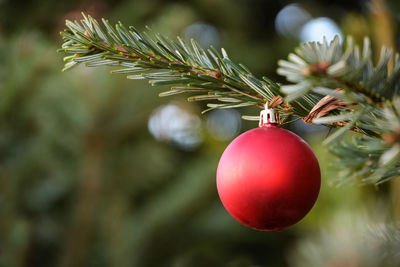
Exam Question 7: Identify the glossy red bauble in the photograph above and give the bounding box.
[216,124,320,231]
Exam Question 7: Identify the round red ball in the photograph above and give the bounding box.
[216,125,320,231]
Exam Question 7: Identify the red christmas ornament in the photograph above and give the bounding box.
[216,105,320,231]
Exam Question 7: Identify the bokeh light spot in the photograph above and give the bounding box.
[300,17,343,43]
[275,4,312,39]
[148,103,203,150]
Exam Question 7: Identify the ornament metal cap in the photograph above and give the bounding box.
[259,103,280,127]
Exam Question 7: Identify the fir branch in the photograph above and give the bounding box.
[59,13,285,115]
[327,98,400,185]
[278,36,400,128]
[59,14,400,185]
[59,14,327,122]
[277,36,400,184]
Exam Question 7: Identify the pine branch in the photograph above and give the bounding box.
[278,36,400,130]
[59,14,400,185]
[59,14,285,116]
[277,37,400,184]
[329,98,400,185]
[60,13,333,124]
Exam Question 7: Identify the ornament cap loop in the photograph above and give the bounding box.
[259,103,280,127]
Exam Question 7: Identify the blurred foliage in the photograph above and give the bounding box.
[289,210,400,267]
[1,0,400,267]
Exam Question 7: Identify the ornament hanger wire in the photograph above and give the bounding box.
[259,102,280,127]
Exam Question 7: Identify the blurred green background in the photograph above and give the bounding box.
[1,0,400,266]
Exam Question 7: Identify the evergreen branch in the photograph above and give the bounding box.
[277,36,400,184]
[278,36,400,133]
[59,14,400,185]
[59,14,334,123]
[59,13,287,115]
[277,37,400,105]
[328,97,400,185]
